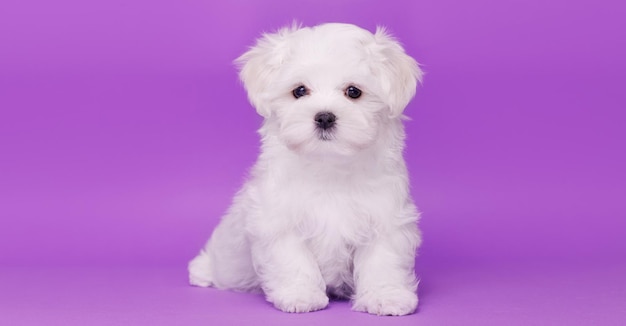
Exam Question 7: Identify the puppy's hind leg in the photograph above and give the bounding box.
[188,206,259,291]
[188,248,213,287]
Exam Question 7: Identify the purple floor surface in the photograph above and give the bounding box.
[1,260,625,325]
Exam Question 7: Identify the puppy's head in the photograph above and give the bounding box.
[235,23,423,157]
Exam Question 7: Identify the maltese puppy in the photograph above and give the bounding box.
[189,23,424,316]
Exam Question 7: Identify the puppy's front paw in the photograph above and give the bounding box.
[352,287,418,316]
[269,287,329,313]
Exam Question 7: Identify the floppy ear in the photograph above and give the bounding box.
[372,27,424,118]
[234,25,297,118]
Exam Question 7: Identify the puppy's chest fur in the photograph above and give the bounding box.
[272,161,392,238]
[259,160,399,292]
[287,175,370,292]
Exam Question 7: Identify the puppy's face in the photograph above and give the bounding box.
[236,23,423,157]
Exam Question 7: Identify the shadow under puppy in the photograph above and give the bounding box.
[189,23,424,316]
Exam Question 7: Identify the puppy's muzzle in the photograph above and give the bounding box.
[314,112,336,130]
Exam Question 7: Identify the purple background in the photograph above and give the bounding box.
[1,0,625,325]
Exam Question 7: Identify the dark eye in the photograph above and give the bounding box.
[345,86,362,99]
[292,85,309,99]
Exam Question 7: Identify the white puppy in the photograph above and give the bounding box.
[189,23,424,316]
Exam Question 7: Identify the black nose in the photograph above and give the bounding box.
[314,112,336,130]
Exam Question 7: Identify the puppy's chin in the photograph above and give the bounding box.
[280,128,376,159]
[285,139,362,159]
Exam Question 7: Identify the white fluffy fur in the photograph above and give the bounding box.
[189,23,424,316]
